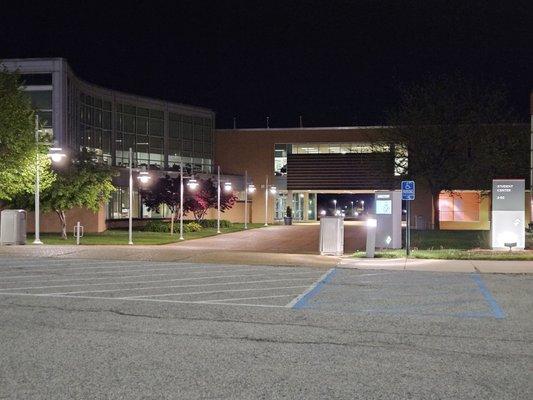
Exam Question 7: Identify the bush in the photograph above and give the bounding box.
[184,222,202,232]
[197,219,233,228]
[142,220,170,233]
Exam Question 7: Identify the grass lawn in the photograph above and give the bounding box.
[353,249,533,261]
[30,223,265,245]
[352,229,533,260]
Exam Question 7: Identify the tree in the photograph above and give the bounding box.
[0,69,54,208]
[186,178,238,221]
[379,75,524,229]
[35,149,115,239]
[140,174,185,235]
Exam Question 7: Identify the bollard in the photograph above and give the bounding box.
[365,218,377,258]
[73,221,84,245]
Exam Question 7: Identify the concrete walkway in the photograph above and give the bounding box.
[167,222,366,253]
[339,257,533,273]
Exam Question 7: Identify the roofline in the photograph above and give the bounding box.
[216,126,392,132]
[1,57,215,116]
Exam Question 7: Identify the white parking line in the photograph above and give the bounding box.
[0,271,321,292]
[122,285,309,299]
[0,265,258,284]
[202,294,298,303]
[0,292,290,308]
[46,276,319,295]
[0,265,256,280]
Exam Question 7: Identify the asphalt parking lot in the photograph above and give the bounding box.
[0,257,531,399]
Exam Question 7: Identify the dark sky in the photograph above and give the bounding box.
[1,1,531,128]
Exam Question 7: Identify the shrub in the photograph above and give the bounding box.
[184,222,203,232]
[197,219,233,228]
[142,220,169,233]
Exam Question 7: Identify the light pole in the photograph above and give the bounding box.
[33,115,65,245]
[217,165,221,234]
[128,148,134,245]
[34,115,42,245]
[264,175,277,226]
[179,161,198,240]
[244,170,255,229]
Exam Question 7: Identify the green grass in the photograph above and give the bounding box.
[352,229,533,260]
[30,223,265,245]
[353,248,533,261]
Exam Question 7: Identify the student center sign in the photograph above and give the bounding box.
[492,179,525,250]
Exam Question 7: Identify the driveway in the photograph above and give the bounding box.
[170,222,366,254]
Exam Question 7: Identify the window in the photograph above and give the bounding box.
[439,192,480,222]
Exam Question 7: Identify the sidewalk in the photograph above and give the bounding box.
[339,257,533,274]
[0,245,337,269]
[0,245,532,273]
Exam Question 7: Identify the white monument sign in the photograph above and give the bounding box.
[491,179,525,250]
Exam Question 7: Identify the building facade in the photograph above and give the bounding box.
[1,58,530,233]
[1,58,236,227]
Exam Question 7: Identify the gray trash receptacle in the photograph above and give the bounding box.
[0,210,27,245]
[319,216,344,256]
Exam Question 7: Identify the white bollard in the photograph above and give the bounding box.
[365,218,377,258]
[73,221,84,245]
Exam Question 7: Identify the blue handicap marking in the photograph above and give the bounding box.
[401,180,416,201]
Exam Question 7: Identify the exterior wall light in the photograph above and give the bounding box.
[248,184,256,193]
[137,170,151,184]
[48,147,66,163]
[187,178,198,190]
[224,181,232,192]
[269,186,277,194]
[366,218,377,227]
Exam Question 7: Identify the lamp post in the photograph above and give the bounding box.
[217,165,221,234]
[128,148,152,245]
[33,115,66,245]
[264,175,277,226]
[179,161,198,240]
[244,170,255,229]
[128,148,134,245]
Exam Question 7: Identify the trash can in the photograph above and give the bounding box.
[0,210,27,245]
[319,216,344,256]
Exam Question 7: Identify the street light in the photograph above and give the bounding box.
[264,175,276,226]
[33,115,66,245]
[244,171,254,230]
[179,162,198,240]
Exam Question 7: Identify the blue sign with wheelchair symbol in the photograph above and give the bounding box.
[401,181,415,201]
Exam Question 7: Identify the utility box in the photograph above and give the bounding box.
[319,216,344,256]
[375,191,402,249]
[0,210,27,245]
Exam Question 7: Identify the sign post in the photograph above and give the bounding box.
[401,181,416,256]
[491,179,525,250]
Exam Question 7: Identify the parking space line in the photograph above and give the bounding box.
[47,276,320,296]
[0,265,258,280]
[0,292,288,308]
[471,273,505,319]
[0,271,320,292]
[199,294,298,303]
[0,265,261,284]
[122,285,310,299]
[286,268,337,309]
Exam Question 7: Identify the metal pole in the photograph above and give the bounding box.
[180,161,184,240]
[530,115,533,225]
[406,200,411,256]
[244,170,248,229]
[33,115,42,244]
[264,175,268,226]
[128,147,133,245]
[217,165,221,234]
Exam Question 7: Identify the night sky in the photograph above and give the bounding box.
[1,1,531,128]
